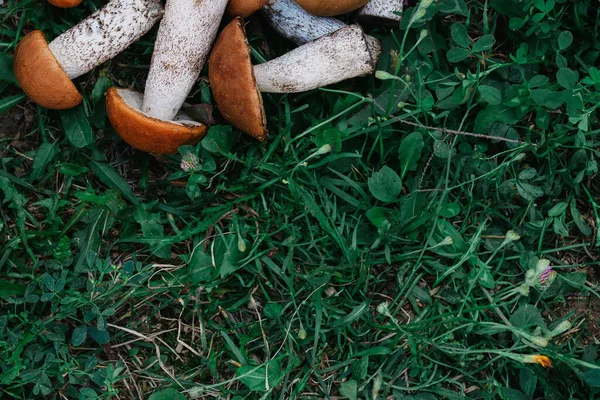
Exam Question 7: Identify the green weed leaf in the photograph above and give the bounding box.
[60,106,94,148]
[148,388,187,400]
[368,166,402,202]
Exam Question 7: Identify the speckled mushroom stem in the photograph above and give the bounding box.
[142,0,227,121]
[48,0,162,79]
[261,0,381,61]
[261,0,345,44]
[253,25,377,93]
[358,0,403,25]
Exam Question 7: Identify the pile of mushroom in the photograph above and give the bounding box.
[14,0,405,154]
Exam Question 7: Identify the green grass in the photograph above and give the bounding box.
[1,0,600,398]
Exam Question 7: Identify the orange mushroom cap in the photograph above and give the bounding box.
[47,0,82,7]
[295,0,369,16]
[208,17,267,141]
[226,0,267,18]
[106,87,207,154]
[14,30,82,110]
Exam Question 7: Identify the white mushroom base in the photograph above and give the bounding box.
[253,25,378,93]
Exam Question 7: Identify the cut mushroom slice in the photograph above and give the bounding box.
[261,0,381,60]
[209,17,379,141]
[47,0,81,7]
[14,0,162,110]
[226,0,268,17]
[358,0,403,25]
[142,0,227,121]
[294,0,369,16]
[107,87,207,154]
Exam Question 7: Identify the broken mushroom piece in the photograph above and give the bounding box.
[358,0,403,26]
[226,0,268,18]
[208,17,380,141]
[106,88,206,154]
[47,0,81,7]
[261,0,381,60]
[14,0,162,110]
[294,0,369,17]
[141,0,228,121]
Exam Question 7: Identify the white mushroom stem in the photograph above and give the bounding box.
[253,25,377,93]
[261,0,345,45]
[48,0,162,79]
[142,0,227,121]
[261,0,381,63]
[358,0,403,25]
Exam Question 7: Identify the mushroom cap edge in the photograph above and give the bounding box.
[226,0,268,18]
[295,0,369,16]
[14,30,82,110]
[47,0,82,7]
[106,87,207,155]
[208,17,267,142]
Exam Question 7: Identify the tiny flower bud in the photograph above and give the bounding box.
[238,237,247,253]
[376,302,390,315]
[419,29,429,40]
[440,236,454,246]
[314,144,332,156]
[419,0,434,9]
[550,320,572,338]
[375,70,397,81]
[180,153,200,172]
[412,8,427,21]
[505,230,521,243]
[535,259,551,274]
[298,329,307,340]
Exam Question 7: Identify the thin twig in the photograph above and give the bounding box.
[397,119,534,146]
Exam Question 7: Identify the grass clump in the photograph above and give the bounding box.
[1,0,600,399]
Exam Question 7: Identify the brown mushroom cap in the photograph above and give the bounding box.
[208,17,267,142]
[14,30,82,110]
[226,0,267,18]
[295,0,369,16]
[47,0,82,7]
[106,87,207,155]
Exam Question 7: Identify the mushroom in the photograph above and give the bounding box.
[107,0,228,154]
[106,88,206,155]
[208,17,380,141]
[14,0,162,110]
[261,0,381,58]
[226,0,268,18]
[358,0,403,26]
[294,0,369,16]
[47,0,81,7]
[141,0,228,120]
